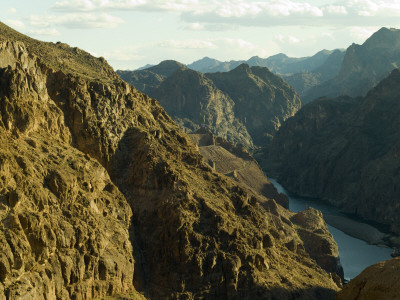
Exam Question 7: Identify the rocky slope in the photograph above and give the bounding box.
[152,68,254,149]
[266,68,400,236]
[303,27,400,103]
[0,22,342,299]
[188,129,288,208]
[207,64,301,146]
[336,258,400,300]
[118,61,301,151]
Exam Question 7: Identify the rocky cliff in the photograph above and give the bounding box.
[0,22,341,299]
[266,68,400,236]
[304,27,400,103]
[336,258,400,300]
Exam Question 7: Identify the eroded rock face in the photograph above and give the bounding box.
[336,258,400,300]
[0,23,341,299]
[0,41,134,299]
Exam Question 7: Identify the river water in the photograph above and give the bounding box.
[269,179,392,281]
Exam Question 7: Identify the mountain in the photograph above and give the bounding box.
[0,22,341,299]
[117,60,185,96]
[152,67,254,149]
[284,49,345,96]
[187,50,339,76]
[118,62,301,151]
[303,27,400,103]
[266,69,400,236]
[206,64,302,146]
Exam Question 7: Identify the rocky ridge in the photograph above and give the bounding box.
[0,22,341,299]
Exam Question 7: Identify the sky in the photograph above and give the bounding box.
[2,0,400,70]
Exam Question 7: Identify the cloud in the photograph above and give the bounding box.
[52,0,206,12]
[349,26,380,40]
[7,7,17,14]
[158,37,256,51]
[104,46,145,61]
[48,0,400,30]
[4,19,25,30]
[159,39,217,49]
[28,29,60,36]
[29,13,124,29]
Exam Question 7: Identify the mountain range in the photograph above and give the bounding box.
[118,62,301,151]
[303,27,400,103]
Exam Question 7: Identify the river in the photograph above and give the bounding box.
[269,179,392,281]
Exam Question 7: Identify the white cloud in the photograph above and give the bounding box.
[28,29,60,36]
[349,26,380,40]
[323,5,347,15]
[104,46,145,61]
[4,19,25,30]
[29,13,123,29]
[52,0,206,12]
[7,7,17,14]
[159,39,217,49]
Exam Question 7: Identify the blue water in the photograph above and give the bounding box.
[269,178,392,281]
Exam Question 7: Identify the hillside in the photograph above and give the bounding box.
[0,22,341,299]
[118,61,301,151]
[303,27,400,103]
[266,69,400,236]
[152,67,255,149]
[207,64,301,146]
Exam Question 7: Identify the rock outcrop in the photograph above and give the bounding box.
[266,68,400,236]
[0,40,134,299]
[0,22,341,299]
[336,258,400,300]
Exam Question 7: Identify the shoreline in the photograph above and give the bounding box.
[323,214,393,248]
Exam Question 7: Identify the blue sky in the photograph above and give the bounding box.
[2,0,400,70]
